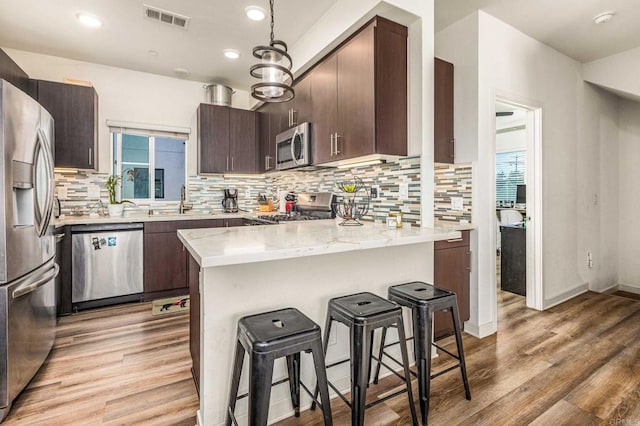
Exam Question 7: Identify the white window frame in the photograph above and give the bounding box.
[108,121,190,204]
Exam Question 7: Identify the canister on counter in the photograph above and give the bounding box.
[388,211,403,228]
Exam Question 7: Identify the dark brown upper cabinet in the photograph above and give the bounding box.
[285,75,311,129]
[198,104,258,174]
[310,16,407,165]
[0,49,36,99]
[256,75,313,172]
[434,57,454,163]
[36,80,98,169]
[257,105,273,172]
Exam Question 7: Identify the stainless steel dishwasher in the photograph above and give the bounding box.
[71,223,143,311]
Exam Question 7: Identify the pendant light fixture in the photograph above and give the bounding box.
[250,0,294,102]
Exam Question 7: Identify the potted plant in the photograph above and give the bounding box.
[105,175,133,217]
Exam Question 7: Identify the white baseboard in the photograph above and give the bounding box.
[593,283,619,294]
[618,284,640,295]
[463,320,497,338]
[543,284,589,309]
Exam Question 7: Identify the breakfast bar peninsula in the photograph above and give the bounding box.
[178,220,460,426]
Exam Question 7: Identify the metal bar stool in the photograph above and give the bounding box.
[227,307,332,426]
[372,281,471,425]
[311,292,418,426]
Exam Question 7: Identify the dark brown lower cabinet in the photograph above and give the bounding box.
[434,231,471,340]
[188,253,200,394]
[143,219,226,300]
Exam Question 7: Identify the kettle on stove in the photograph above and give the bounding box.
[222,189,238,213]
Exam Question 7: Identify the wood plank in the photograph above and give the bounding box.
[529,399,599,426]
[3,291,640,425]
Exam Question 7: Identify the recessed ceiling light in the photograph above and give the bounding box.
[224,49,240,60]
[147,50,158,56]
[76,13,102,28]
[593,11,615,25]
[245,6,266,21]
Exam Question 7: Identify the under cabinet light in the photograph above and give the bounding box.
[54,168,79,174]
[337,159,385,169]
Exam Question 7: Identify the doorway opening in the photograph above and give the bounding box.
[494,98,543,313]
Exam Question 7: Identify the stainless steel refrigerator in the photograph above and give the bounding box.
[0,79,57,422]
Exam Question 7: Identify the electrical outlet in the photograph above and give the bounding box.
[587,252,593,269]
[371,185,380,199]
[87,185,100,199]
[399,182,409,200]
[244,188,251,198]
[451,197,464,211]
[58,187,68,200]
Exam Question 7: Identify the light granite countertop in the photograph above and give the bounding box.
[54,211,257,227]
[434,220,477,231]
[178,220,461,268]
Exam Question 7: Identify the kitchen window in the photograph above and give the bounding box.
[108,122,189,202]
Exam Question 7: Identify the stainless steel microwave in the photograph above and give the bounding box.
[276,122,311,170]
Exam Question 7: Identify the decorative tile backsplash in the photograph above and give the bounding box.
[55,156,423,225]
[434,163,473,223]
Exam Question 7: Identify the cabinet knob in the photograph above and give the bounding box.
[334,134,341,155]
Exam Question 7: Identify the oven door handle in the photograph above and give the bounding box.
[12,263,59,299]
[290,129,302,166]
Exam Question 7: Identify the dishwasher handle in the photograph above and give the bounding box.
[71,222,144,234]
[12,263,60,299]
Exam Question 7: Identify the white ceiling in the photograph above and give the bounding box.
[0,0,339,89]
[1,0,639,92]
[435,0,640,63]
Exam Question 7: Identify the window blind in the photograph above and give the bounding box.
[106,120,190,139]
[496,150,526,203]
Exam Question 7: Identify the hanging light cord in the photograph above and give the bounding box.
[269,0,275,44]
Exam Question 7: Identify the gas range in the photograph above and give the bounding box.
[256,213,322,223]
[257,192,335,224]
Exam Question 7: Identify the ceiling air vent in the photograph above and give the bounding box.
[143,4,190,30]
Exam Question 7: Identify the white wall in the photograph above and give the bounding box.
[577,83,619,293]
[583,46,640,100]
[618,99,640,291]
[436,11,620,336]
[3,47,251,176]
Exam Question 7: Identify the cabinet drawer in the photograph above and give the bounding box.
[434,230,469,250]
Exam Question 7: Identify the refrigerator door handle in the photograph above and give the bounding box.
[34,129,55,237]
[12,263,59,299]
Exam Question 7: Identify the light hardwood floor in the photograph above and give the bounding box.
[2,303,198,425]
[4,291,640,425]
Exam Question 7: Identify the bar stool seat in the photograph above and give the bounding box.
[312,292,418,426]
[227,307,332,426]
[373,281,471,425]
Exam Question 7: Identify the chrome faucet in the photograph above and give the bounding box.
[179,185,193,214]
